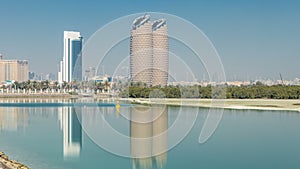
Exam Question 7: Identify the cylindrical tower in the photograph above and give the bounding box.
[152,19,168,86]
[130,15,153,86]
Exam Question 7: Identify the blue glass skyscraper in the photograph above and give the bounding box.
[58,31,82,82]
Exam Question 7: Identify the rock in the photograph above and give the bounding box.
[1,156,8,160]
[0,152,30,169]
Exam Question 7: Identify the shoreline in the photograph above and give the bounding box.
[0,152,29,169]
[0,93,111,99]
[0,93,73,98]
[0,95,299,112]
[119,98,300,112]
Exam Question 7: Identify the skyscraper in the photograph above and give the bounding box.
[58,31,83,83]
[152,19,168,86]
[130,15,153,86]
[130,15,169,86]
[58,61,64,82]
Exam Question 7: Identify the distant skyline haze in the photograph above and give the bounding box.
[0,0,299,81]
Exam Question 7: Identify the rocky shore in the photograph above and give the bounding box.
[0,152,29,169]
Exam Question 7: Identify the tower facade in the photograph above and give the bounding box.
[0,58,28,82]
[130,15,169,86]
[130,15,153,86]
[152,19,168,86]
[60,31,82,82]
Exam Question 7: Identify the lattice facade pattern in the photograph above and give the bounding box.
[130,16,168,86]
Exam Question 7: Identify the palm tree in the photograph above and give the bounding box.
[32,81,37,89]
[54,81,59,91]
[13,81,19,90]
[44,80,49,90]
[104,81,110,92]
[37,81,43,91]
[96,82,104,93]
[24,80,31,91]
[62,81,67,89]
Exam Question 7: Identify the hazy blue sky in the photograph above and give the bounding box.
[0,0,299,80]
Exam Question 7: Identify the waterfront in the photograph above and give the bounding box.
[0,99,299,169]
[122,98,300,112]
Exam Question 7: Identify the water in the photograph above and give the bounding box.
[0,99,299,169]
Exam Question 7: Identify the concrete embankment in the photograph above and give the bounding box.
[0,93,73,98]
[0,152,29,169]
[0,93,112,99]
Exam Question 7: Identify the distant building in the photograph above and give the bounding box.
[92,75,112,83]
[84,67,96,81]
[28,71,35,80]
[0,55,29,82]
[45,73,56,81]
[58,61,64,82]
[58,31,83,83]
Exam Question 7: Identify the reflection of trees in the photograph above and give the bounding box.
[130,106,168,169]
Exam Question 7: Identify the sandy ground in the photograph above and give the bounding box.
[120,98,300,112]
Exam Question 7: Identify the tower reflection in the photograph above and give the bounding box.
[0,107,28,131]
[58,107,82,158]
[130,106,168,169]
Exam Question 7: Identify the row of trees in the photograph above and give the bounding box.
[1,80,111,93]
[119,84,300,99]
[3,80,300,99]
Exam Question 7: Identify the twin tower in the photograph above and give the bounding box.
[130,15,169,86]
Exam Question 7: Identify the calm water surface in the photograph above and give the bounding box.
[0,99,299,169]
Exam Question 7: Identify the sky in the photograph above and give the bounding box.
[0,0,299,81]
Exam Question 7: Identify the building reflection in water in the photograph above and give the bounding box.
[58,107,82,158]
[130,106,168,169]
[0,107,28,131]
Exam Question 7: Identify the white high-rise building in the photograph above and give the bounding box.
[59,31,82,83]
[58,61,64,82]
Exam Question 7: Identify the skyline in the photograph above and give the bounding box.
[0,0,300,80]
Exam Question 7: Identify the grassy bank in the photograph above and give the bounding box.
[120,98,300,112]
